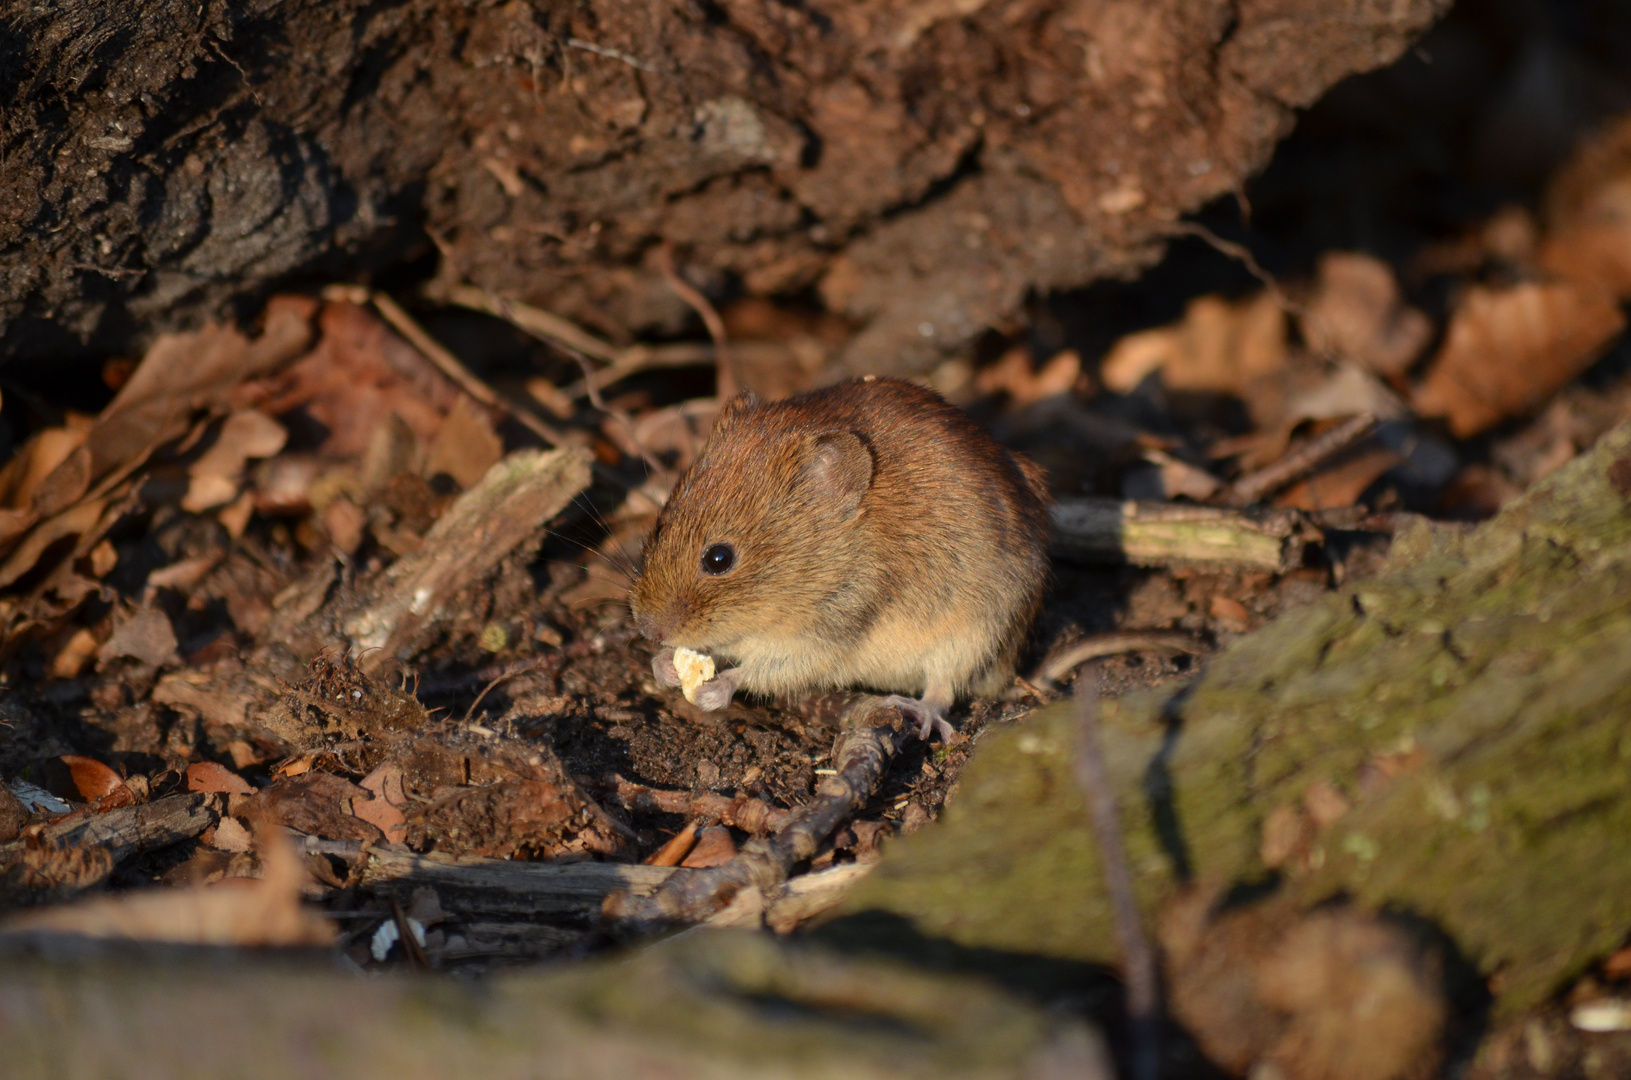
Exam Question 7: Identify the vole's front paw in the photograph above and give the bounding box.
[692,668,743,711]
[652,647,681,688]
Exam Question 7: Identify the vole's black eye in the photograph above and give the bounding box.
[701,543,736,576]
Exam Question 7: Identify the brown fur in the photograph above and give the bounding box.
[629,378,1052,706]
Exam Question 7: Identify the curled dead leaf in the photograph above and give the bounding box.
[1300,252,1432,377]
[186,762,255,796]
[1414,281,1626,437]
[58,755,126,801]
[1101,292,1287,396]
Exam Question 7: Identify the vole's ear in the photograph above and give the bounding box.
[711,390,759,434]
[802,431,873,518]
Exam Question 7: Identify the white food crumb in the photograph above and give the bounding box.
[673,647,716,704]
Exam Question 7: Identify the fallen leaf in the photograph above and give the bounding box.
[0,417,92,512]
[1276,448,1404,511]
[644,820,700,867]
[1208,595,1251,633]
[1101,292,1287,396]
[50,628,99,679]
[1122,450,1223,501]
[350,790,406,845]
[186,762,255,796]
[321,496,367,555]
[0,497,106,589]
[87,296,315,483]
[254,771,384,844]
[975,346,1083,407]
[680,825,738,868]
[424,395,503,489]
[254,301,460,459]
[97,607,178,669]
[182,409,288,513]
[1541,112,1631,297]
[1414,281,1626,437]
[207,816,254,853]
[359,763,408,807]
[0,826,333,946]
[144,554,222,595]
[1300,252,1433,377]
[58,755,126,801]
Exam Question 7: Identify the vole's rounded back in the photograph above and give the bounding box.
[630,377,1050,706]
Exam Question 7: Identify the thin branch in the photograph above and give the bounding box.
[1165,221,1305,320]
[1073,679,1159,1080]
[602,694,901,934]
[566,37,657,73]
[345,287,570,449]
[1226,413,1377,507]
[654,243,738,401]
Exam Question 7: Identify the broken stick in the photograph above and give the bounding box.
[601,694,902,935]
[1050,497,1317,572]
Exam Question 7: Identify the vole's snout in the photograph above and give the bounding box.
[633,606,663,643]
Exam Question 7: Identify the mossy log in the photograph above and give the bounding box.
[0,931,1108,1080]
[839,419,1631,1016]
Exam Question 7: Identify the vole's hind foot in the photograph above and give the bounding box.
[693,667,743,712]
[882,694,957,743]
[651,647,681,688]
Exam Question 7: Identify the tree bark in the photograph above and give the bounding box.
[2,0,1448,375]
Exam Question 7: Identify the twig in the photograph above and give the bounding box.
[444,283,719,400]
[607,778,791,835]
[1165,221,1304,320]
[601,694,902,934]
[1072,680,1159,1080]
[1050,497,1314,572]
[566,37,657,73]
[349,287,570,448]
[654,243,738,400]
[447,284,621,364]
[1226,413,1377,507]
[461,659,543,725]
[569,353,672,482]
[1034,632,1207,688]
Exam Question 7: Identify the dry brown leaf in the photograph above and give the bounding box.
[1208,595,1251,633]
[974,346,1083,407]
[0,497,107,589]
[182,409,288,513]
[1101,292,1287,396]
[0,417,92,510]
[1276,448,1404,511]
[186,762,254,796]
[58,755,126,801]
[97,607,178,669]
[50,627,99,679]
[1300,252,1433,377]
[424,395,503,489]
[1414,281,1626,437]
[350,790,407,845]
[645,820,701,867]
[321,496,367,555]
[680,825,738,868]
[1541,112,1631,297]
[0,827,333,947]
[254,301,461,459]
[88,296,315,482]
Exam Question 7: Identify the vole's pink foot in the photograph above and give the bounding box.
[692,667,743,711]
[652,647,680,688]
[882,694,957,743]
